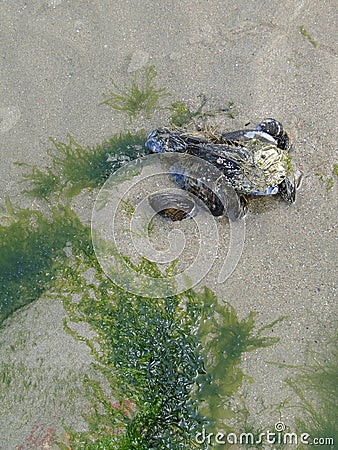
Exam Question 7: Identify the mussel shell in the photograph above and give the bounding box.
[256,118,290,151]
[148,192,197,221]
[145,128,187,154]
[278,169,303,203]
[257,118,284,138]
[170,171,225,217]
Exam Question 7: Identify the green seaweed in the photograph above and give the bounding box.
[194,288,284,435]
[169,99,210,127]
[56,257,208,449]
[18,131,148,199]
[299,25,318,48]
[54,244,283,449]
[285,338,337,449]
[315,164,338,191]
[15,164,61,199]
[326,177,334,191]
[284,154,293,173]
[0,200,92,324]
[169,99,236,127]
[333,163,338,177]
[100,66,170,122]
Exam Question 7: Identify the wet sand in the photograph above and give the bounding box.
[0,0,337,448]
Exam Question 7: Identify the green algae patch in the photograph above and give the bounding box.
[285,337,337,449]
[16,164,61,200]
[194,288,284,434]
[100,65,170,122]
[333,163,338,177]
[18,131,148,199]
[2,130,148,324]
[169,99,236,127]
[315,163,338,191]
[169,99,211,127]
[299,25,318,48]
[0,200,92,324]
[57,261,207,449]
[55,247,283,449]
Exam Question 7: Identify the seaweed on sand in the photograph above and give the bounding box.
[56,256,207,449]
[195,288,285,432]
[100,65,170,122]
[285,335,337,449]
[299,25,318,48]
[55,244,283,450]
[0,198,92,324]
[17,131,148,199]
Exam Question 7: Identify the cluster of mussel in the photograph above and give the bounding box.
[145,118,302,221]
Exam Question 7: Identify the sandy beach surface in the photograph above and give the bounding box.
[0,0,337,448]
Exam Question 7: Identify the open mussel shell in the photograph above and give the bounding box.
[148,192,197,221]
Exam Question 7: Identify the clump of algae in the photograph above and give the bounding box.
[57,260,207,449]
[0,198,92,324]
[195,288,284,429]
[17,131,148,199]
[100,65,170,122]
[299,25,318,48]
[55,250,282,449]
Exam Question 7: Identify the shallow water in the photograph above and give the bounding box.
[0,1,337,448]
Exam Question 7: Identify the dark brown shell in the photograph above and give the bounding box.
[148,192,197,221]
